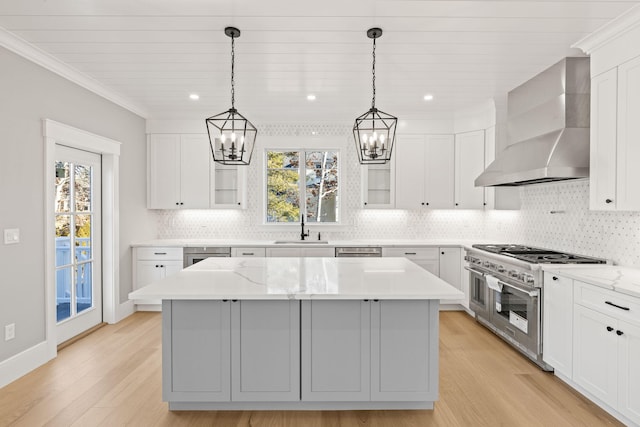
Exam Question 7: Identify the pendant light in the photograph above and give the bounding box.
[353,28,397,165]
[206,27,257,165]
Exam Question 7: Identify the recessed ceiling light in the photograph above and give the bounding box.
[307,94,316,101]
[189,94,200,100]
[423,94,434,101]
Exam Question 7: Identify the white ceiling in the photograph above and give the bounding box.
[1,0,639,123]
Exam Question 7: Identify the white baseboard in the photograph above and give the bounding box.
[0,341,54,389]
[115,300,135,323]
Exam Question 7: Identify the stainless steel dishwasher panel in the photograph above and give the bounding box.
[183,247,232,267]
[335,247,383,257]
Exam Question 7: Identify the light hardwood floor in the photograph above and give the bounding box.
[0,311,623,427]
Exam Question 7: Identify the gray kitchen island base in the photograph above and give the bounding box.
[168,401,434,411]
[162,298,440,411]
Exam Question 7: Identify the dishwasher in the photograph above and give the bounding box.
[335,247,382,257]
[183,247,231,267]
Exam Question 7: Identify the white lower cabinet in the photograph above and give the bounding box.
[382,247,439,275]
[545,273,640,426]
[133,247,183,309]
[231,247,266,257]
[266,247,334,257]
[573,304,619,406]
[301,299,437,402]
[163,299,300,403]
[542,273,574,376]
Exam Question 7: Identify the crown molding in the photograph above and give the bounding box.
[0,26,149,118]
[572,4,640,54]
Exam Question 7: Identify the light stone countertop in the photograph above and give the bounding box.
[542,264,640,299]
[130,238,480,249]
[128,257,465,301]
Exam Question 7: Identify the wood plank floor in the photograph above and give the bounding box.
[0,311,623,427]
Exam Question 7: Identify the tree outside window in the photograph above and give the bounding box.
[266,150,339,223]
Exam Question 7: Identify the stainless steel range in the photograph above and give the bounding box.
[465,244,606,370]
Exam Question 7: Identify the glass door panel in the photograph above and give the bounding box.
[55,145,102,343]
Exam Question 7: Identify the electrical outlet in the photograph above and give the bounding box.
[5,323,15,341]
[4,229,20,245]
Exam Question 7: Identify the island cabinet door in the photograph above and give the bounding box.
[301,300,371,401]
[162,300,231,402]
[370,300,438,402]
[230,300,300,402]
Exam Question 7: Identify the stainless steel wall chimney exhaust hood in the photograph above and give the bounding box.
[475,57,590,187]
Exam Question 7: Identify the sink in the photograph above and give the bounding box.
[274,240,329,244]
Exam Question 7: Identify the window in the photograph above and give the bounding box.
[266,150,339,223]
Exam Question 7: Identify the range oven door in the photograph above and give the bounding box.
[489,280,540,356]
[466,267,490,320]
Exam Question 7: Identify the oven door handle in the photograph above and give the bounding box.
[464,266,485,276]
[497,280,539,297]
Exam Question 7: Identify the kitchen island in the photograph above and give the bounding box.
[128,257,464,411]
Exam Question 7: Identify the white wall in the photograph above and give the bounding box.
[0,47,155,363]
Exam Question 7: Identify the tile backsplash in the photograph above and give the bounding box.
[154,124,640,267]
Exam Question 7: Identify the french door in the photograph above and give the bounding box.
[54,145,102,344]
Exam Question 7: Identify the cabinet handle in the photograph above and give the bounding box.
[231,299,238,303]
[364,299,369,302]
[605,199,613,204]
[404,252,417,255]
[616,330,624,336]
[373,299,379,302]
[222,299,228,302]
[242,252,254,256]
[605,301,630,311]
[154,252,167,255]
[607,326,614,332]
[552,276,558,281]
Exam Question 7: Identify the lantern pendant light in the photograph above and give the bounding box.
[353,28,398,165]
[206,27,257,165]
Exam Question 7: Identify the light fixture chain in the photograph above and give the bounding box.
[371,37,376,109]
[231,34,235,109]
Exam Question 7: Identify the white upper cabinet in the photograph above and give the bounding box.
[590,68,618,210]
[148,133,246,209]
[361,155,395,209]
[455,130,486,209]
[395,135,455,209]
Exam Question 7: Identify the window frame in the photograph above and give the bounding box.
[261,136,345,229]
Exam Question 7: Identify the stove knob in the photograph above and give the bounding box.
[525,275,535,284]
[464,256,469,262]
[497,265,506,273]
[483,261,491,267]
[508,270,518,278]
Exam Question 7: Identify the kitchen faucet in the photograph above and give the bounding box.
[300,215,310,241]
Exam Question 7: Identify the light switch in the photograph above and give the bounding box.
[4,228,19,245]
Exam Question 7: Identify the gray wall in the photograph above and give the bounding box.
[0,47,155,362]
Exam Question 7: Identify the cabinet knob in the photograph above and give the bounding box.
[607,326,614,332]
[483,202,487,206]
[605,199,613,204]
[175,202,179,206]
[455,203,459,206]
[441,252,445,255]
[180,202,184,205]
[552,276,558,281]
[421,202,425,206]
[237,202,241,205]
[364,202,368,206]
[155,265,159,268]
[616,330,624,336]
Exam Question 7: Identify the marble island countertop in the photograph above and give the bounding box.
[542,264,640,299]
[128,257,465,301]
